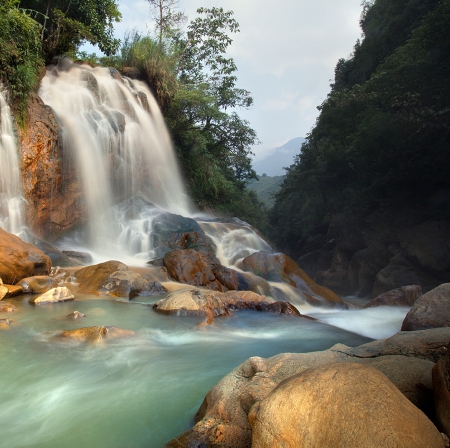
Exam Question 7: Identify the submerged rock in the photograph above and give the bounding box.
[29,286,75,304]
[166,328,450,448]
[0,302,16,313]
[401,283,450,331]
[18,276,58,294]
[364,285,422,308]
[75,260,167,299]
[67,311,86,319]
[0,318,17,330]
[0,228,52,283]
[52,326,135,343]
[249,362,444,448]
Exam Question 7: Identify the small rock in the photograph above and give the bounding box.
[0,302,17,312]
[67,311,86,319]
[52,326,134,343]
[29,286,75,304]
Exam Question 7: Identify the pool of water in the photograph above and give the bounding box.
[0,290,402,448]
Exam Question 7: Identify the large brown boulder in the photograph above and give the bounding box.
[0,228,51,283]
[242,251,345,308]
[166,328,447,448]
[364,285,422,308]
[401,283,450,331]
[249,362,444,448]
[163,249,249,292]
[19,92,86,239]
[75,260,166,298]
[433,348,450,437]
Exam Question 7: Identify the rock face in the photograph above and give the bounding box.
[75,260,167,298]
[249,362,444,448]
[294,218,450,297]
[52,326,134,343]
[242,251,345,308]
[19,92,86,239]
[163,249,249,292]
[18,276,58,294]
[29,286,75,304]
[433,348,450,437]
[401,283,450,331]
[364,285,422,308]
[166,328,450,448]
[0,228,52,283]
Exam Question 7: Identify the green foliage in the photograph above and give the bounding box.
[0,0,43,118]
[270,0,450,255]
[246,175,285,207]
[18,0,121,61]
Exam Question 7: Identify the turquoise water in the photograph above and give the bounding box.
[0,292,374,447]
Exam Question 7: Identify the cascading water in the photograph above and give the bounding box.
[39,59,191,255]
[0,86,26,236]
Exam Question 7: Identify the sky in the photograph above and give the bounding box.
[90,0,364,161]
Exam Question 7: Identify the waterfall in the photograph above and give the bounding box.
[38,59,191,252]
[0,86,26,236]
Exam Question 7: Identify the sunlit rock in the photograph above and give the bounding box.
[364,285,422,308]
[401,283,450,331]
[166,328,450,448]
[0,278,7,300]
[0,228,52,283]
[18,276,57,294]
[433,348,450,437]
[249,363,444,448]
[242,251,345,308]
[52,325,135,343]
[29,286,75,304]
[75,260,167,299]
[3,284,24,298]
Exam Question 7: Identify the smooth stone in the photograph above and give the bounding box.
[29,286,75,304]
[52,326,134,343]
[18,276,58,294]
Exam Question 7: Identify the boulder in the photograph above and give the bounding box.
[166,328,449,448]
[0,302,16,312]
[401,283,450,331]
[29,286,75,304]
[61,250,93,264]
[242,251,345,308]
[75,260,166,299]
[364,285,422,308]
[151,212,217,258]
[249,363,444,448]
[163,249,249,292]
[0,228,52,283]
[18,276,58,294]
[52,326,134,343]
[433,348,450,437]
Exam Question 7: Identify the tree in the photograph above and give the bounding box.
[147,0,186,46]
[18,0,121,61]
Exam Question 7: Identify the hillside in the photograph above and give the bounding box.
[246,175,285,207]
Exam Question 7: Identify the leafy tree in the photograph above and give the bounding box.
[18,0,121,61]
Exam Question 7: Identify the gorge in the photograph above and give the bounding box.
[1,59,449,448]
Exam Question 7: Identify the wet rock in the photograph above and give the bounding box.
[0,278,7,300]
[249,363,444,448]
[153,289,230,319]
[402,283,450,331]
[364,285,422,308]
[18,276,58,294]
[151,212,217,258]
[0,302,16,313]
[166,328,448,448]
[75,260,167,299]
[3,284,24,298]
[242,251,345,308]
[220,290,273,309]
[52,326,134,343]
[29,286,75,304]
[433,348,450,437]
[0,228,52,283]
[0,318,17,330]
[67,311,86,319]
[62,250,93,264]
[122,67,143,79]
[163,249,248,292]
[19,92,86,239]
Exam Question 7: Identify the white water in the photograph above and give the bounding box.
[0,87,26,235]
[39,59,191,252]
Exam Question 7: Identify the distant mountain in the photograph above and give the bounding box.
[252,137,305,176]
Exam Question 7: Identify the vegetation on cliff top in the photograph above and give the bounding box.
[269,0,450,256]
